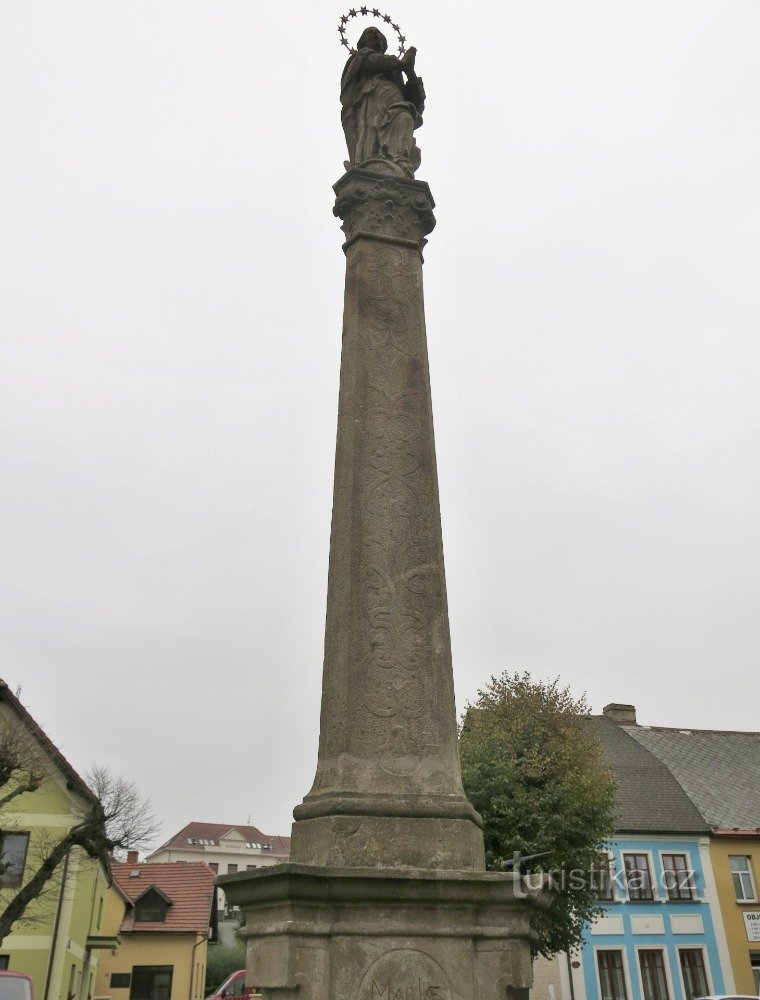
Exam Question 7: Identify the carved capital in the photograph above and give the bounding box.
[333,168,436,251]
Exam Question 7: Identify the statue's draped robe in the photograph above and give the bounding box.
[340,48,424,171]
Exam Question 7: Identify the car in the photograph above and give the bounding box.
[205,970,256,1000]
[0,971,33,1000]
[694,995,760,1000]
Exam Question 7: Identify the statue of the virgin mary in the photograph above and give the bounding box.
[340,26,425,176]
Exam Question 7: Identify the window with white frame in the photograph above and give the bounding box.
[597,950,628,1000]
[750,952,760,995]
[595,853,615,902]
[729,856,757,902]
[679,949,708,1000]
[661,853,694,901]
[639,950,669,1000]
[0,832,30,888]
[623,853,654,901]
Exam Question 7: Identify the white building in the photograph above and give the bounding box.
[146,821,290,914]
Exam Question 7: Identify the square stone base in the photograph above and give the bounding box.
[219,864,548,1000]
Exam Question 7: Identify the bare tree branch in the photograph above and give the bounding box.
[85,766,160,856]
[0,720,47,798]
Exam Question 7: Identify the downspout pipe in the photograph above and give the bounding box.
[189,933,205,1000]
[43,849,71,1000]
[565,952,577,1000]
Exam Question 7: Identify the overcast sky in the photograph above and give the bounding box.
[1,1,758,848]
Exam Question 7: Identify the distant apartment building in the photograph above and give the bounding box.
[146,822,290,914]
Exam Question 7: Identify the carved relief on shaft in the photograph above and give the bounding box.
[355,246,450,781]
[303,236,463,801]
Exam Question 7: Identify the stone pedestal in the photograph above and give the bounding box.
[221,865,546,1000]
[219,169,550,999]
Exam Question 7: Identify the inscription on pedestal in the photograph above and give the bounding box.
[357,951,451,1000]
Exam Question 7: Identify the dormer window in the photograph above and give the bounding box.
[134,887,172,923]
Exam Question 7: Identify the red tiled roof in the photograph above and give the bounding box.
[113,861,215,934]
[151,821,291,858]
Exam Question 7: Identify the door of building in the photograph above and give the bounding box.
[129,966,173,1000]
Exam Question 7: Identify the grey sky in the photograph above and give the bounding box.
[1,1,758,847]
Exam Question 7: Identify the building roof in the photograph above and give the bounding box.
[590,714,710,835]
[622,724,760,833]
[112,861,216,934]
[0,678,100,808]
[150,821,291,858]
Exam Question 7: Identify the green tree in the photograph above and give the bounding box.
[205,941,246,993]
[459,671,617,958]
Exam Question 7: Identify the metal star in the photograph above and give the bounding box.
[337,7,406,57]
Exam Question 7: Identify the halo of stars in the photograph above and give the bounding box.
[337,8,407,58]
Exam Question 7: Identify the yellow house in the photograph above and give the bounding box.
[708,833,760,995]
[0,680,115,1000]
[95,857,216,1000]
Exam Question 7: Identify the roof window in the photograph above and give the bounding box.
[134,887,172,923]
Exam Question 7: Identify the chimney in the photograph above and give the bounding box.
[126,850,139,865]
[603,703,637,725]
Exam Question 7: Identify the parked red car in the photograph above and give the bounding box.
[206,970,255,1000]
[0,972,33,1000]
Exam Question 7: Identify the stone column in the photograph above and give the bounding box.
[219,167,551,1000]
[289,168,484,872]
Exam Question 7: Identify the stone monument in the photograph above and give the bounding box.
[219,15,550,999]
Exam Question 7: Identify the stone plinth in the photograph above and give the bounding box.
[220,864,550,1000]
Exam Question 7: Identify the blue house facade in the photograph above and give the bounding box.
[577,835,728,1000]
[536,707,735,1000]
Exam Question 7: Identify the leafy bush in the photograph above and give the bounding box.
[205,941,247,994]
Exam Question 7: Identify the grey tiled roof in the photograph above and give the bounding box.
[590,715,710,834]
[622,725,760,831]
